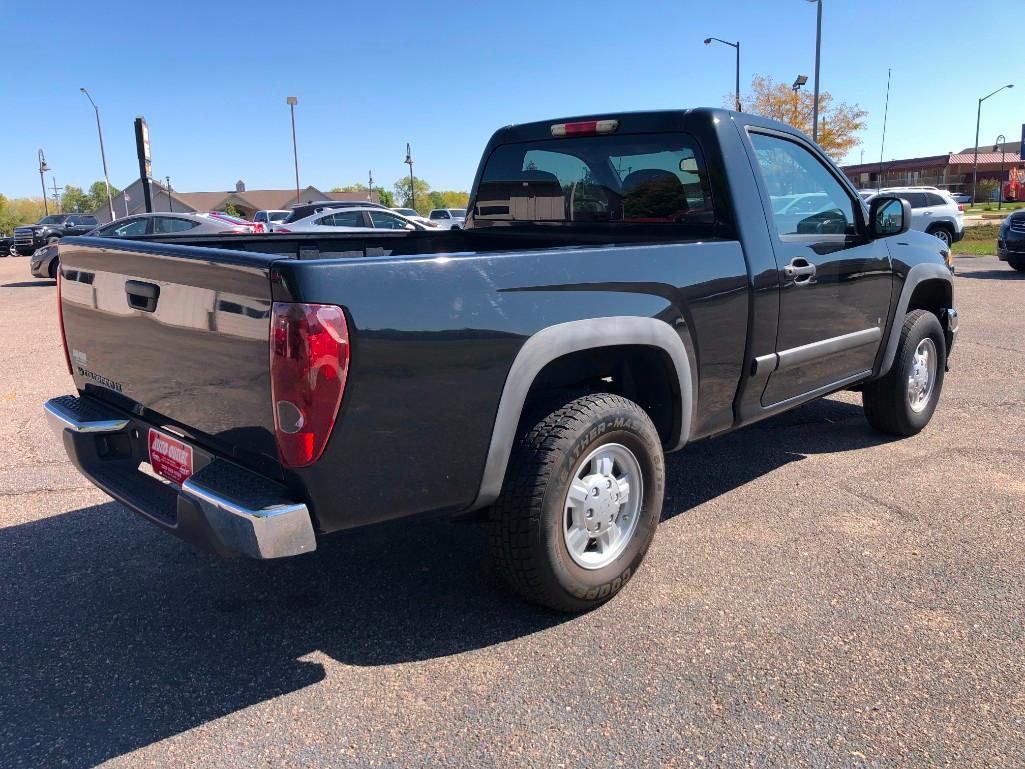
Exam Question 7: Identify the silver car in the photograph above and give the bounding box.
[30,212,259,279]
[274,206,427,233]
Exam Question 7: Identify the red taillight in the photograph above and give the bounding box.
[269,302,350,468]
[550,119,619,137]
[253,222,267,233]
[56,268,72,375]
[958,204,965,212]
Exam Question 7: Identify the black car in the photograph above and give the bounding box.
[46,108,958,612]
[281,200,388,224]
[997,212,1025,271]
[0,234,12,257]
[13,214,99,256]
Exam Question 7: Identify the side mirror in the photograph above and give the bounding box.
[869,195,911,238]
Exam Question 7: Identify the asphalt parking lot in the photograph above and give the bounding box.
[1,254,1022,768]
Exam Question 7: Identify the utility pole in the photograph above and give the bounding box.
[37,149,50,216]
[878,68,891,190]
[286,96,300,205]
[166,176,173,212]
[80,88,115,222]
[368,170,374,202]
[404,144,415,210]
[808,0,822,143]
[49,178,63,213]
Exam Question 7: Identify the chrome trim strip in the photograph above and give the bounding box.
[181,473,317,559]
[43,399,129,437]
[775,327,882,372]
[753,352,779,375]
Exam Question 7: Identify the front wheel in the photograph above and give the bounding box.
[862,310,945,436]
[1007,257,1025,273]
[489,393,664,612]
[928,226,952,247]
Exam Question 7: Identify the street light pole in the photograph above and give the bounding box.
[166,176,173,212]
[806,0,822,143]
[37,149,50,216]
[405,144,415,210]
[286,96,300,206]
[80,88,115,222]
[972,84,1014,204]
[703,37,741,111]
[995,134,1007,210]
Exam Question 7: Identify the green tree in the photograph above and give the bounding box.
[223,202,245,218]
[86,181,120,213]
[61,185,92,213]
[393,176,433,215]
[330,183,394,207]
[438,190,469,209]
[0,196,50,233]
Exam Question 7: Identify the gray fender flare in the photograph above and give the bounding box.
[878,262,953,377]
[469,316,694,511]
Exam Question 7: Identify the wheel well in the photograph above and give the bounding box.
[926,222,953,235]
[907,278,951,320]
[521,345,680,447]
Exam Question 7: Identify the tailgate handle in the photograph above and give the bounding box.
[125,280,160,312]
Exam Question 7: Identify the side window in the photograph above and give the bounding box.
[369,211,411,229]
[902,192,928,209]
[65,216,79,226]
[750,132,857,238]
[152,217,199,234]
[254,212,267,223]
[318,211,367,228]
[98,218,149,237]
[924,192,947,207]
[80,216,98,226]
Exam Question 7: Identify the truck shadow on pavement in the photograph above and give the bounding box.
[0,397,887,767]
[1,280,55,288]
[954,268,1025,280]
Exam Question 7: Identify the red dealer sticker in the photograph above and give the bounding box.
[148,429,194,486]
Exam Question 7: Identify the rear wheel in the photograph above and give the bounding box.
[490,393,664,612]
[862,310,945,436]
[48,259,58,279]
[1007,257,1025,273]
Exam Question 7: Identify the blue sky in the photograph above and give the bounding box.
[2,0,1022,199]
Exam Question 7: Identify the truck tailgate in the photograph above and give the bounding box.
[58,237,283,470]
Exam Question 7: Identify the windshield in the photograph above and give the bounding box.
[473,132,714,228]
[38,215,68,225]
[449,209,466,218]
[395,208,417,216]
[268,211,289,222]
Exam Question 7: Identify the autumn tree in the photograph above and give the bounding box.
[393,176,433,215]
[736,75,867,161]
[0,196,49,233]
[330,183,395,207]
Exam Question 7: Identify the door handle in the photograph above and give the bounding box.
[125,280,160,312]
[783,258,817,284]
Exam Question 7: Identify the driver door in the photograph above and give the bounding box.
[748,130,893,406]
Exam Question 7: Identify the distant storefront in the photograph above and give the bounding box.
[841,141,1022,196]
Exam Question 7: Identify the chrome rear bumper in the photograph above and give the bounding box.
[44,395,316,559]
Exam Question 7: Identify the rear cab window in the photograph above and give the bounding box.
[471,132,715,231]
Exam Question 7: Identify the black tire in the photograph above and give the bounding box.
[489,393,664,612]
[48,259,58,279]
[862,310,945,436]
[1007,257,1025,273]
[46,236,60,246]
[927,225,953,247]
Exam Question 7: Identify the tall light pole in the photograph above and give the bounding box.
[80,88,115,221]
[805,0,822,142]
[703,37,741,111]
[166,176,174,212]
[404,144,415,210]
[973,84,1013,204]
[286,96,300,206]
[37,149,50,216]
[368,170,374,202]
[995,134,1007,210]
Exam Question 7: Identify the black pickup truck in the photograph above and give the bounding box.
[14,213,99,256]
[45,109,957,611]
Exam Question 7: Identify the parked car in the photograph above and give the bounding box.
[392,207,439,228]
[0,234,12,257]
[13,213,99,256]
[997,211,1025,271]
[428,208,466,229]
[29,213,264,279]
[274,206,426,233]
[280,200,389,225]
[196,212,265,233]
[866,188,964,247]
[253,210,290,230]
[946,191,972,205]
[45,108,957,612]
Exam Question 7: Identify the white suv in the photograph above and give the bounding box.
[428,208,466,229]
[869,188,964,247]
